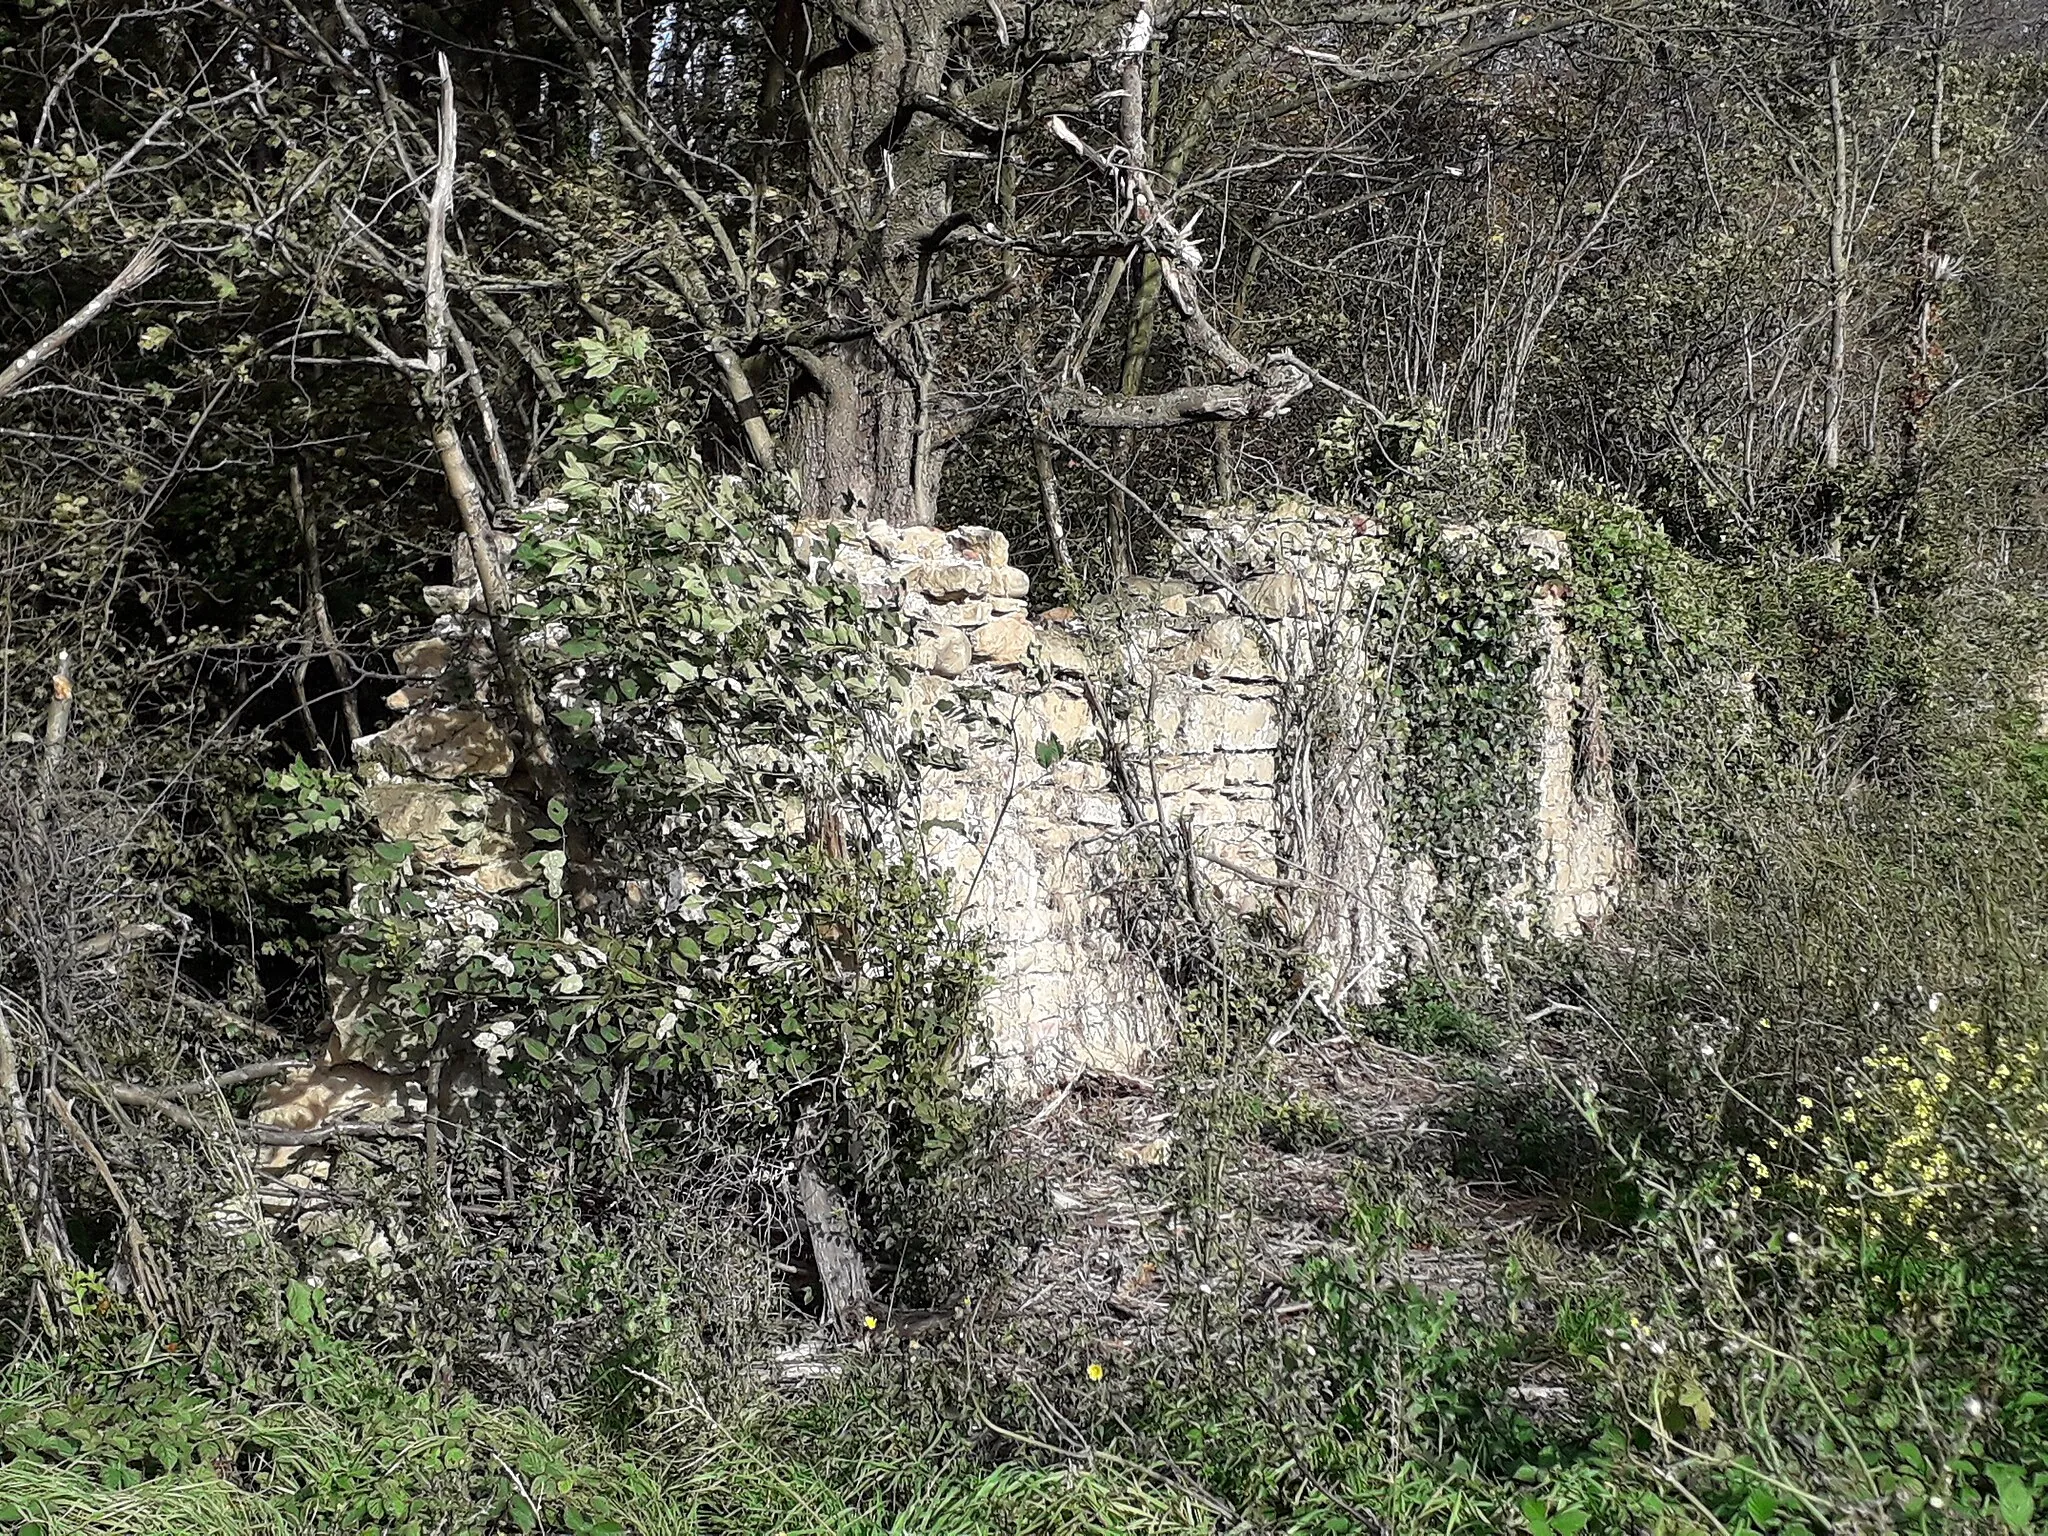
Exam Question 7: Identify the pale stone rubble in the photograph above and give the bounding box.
[259,495,1628,1154]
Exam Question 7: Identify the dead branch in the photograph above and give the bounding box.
[124,1058,307,1103]
[290,467,363,742]
[0,237,168,400]
[449,319,521,506]
[419,53,567,801]
[249,1120,426,1147]
[1051,362,1309,428]
[44,1088,171,1326]
[797,1158,873,1333]
[40,651,74,788]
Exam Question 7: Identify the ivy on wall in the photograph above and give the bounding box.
[276,330,989,1208]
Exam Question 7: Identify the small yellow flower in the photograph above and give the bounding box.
[1087,1362,1105,1382]
[863,1315,878,1331]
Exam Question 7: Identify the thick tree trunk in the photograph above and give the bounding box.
[784,0,961,527]
[788,339,944,526]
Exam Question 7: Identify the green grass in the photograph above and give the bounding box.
[10,1172,2048,1536]
[0,1347,1225,1536]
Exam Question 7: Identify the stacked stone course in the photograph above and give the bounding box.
[795,497,1624,1085]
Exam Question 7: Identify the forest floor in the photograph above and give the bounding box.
[1008,1032,1565,1359]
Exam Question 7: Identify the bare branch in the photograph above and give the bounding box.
[0,238,168,400]
[291,468,363,742]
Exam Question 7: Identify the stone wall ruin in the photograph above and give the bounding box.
[258,495,1629,1147]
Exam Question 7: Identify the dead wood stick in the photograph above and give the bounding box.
[797,1158,873,1334]
[249,1120,425,1147]
[44,1088,170,1327]
[38,651,74,797]
[289,635,335,767]
[449,317,520,506]
[290,466,362,741]
[1191,847,1300,892]
[116,1058,306,1103]
[420,53,565,802]
[0,237,168,400]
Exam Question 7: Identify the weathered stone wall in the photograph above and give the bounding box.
[810,499,1627,1086]
[263,497,1629,1136]
[251,532,533,1173]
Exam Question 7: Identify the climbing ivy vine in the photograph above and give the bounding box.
[305,330,988,1202]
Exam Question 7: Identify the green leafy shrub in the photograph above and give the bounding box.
[1360,975,1497,1056]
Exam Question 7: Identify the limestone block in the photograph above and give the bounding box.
[1033,628,1091,675]
[395,636,454,677]
[255,1061,422,1134]
[1182,617,1272,681]
[987,596,1028,616]
[895,526,952,561]
[911,624,973,678]
[992,565,1031,598]
[906,561,991,599]
[1518,526,1570,569]
[384,684,438,711]
[833,542,896,587]
[1023,687,1092,745]
[317,972,432,1076]
[1216,794,1279,829]
[1159,789,1243,826]
[1024,819,1093,853]
[921,782,972,823]
[1146,679,1191,743]
[904,592,993,627]
[1150,755,1225,795]
[948,525,1010,565]
[973,615,1035,666]
[472,857,539,894]
[422,584,474,616]
[906,672,955,713]
[1075,795,1124,826]
[1180,692,1280,753]
[1121,576,1195,603]
[453,530,520,585]
[356,708,517,779]
[361,779,528,864]
[1222,751,1278,786]
[1244,571,1309,618]
[1049,758,1110,792]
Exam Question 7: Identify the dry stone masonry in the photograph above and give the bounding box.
[804,497,1628,1085]
[263,494,1629,1150]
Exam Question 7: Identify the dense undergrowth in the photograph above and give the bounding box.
[8,2,2048,1526]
